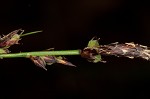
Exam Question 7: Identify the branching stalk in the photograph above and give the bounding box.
[0,29,150,70]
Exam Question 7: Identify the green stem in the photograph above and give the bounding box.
[20,31,42,37]
[0,50,80,58]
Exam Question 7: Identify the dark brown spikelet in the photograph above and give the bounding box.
[55,57,76,67]
[81,42,150,61]
[0,29,24,48]
[81,48,99,62]
[30,55,76,70]
[42,56,56,65]
[30,56,47,70]
[98,42,150,60]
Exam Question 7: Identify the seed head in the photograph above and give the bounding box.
[0,29,24,48]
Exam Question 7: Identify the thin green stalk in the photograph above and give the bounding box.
[0,50,80,58]
[20,31,42,37]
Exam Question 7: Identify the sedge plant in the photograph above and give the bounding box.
[0,29,150,70]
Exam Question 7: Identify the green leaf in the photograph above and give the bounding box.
[0,48,8,54]
[87,38,99,48]
[93,55,102,63]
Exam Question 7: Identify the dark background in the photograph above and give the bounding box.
[0,0,150,99]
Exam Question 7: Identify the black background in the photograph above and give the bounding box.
[0,0,150,99]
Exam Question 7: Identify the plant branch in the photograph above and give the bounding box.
[0,29,150,70]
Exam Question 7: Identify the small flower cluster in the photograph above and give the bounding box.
[0,29,23,54]
[30,56,76,70]
[0,29,75,70]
